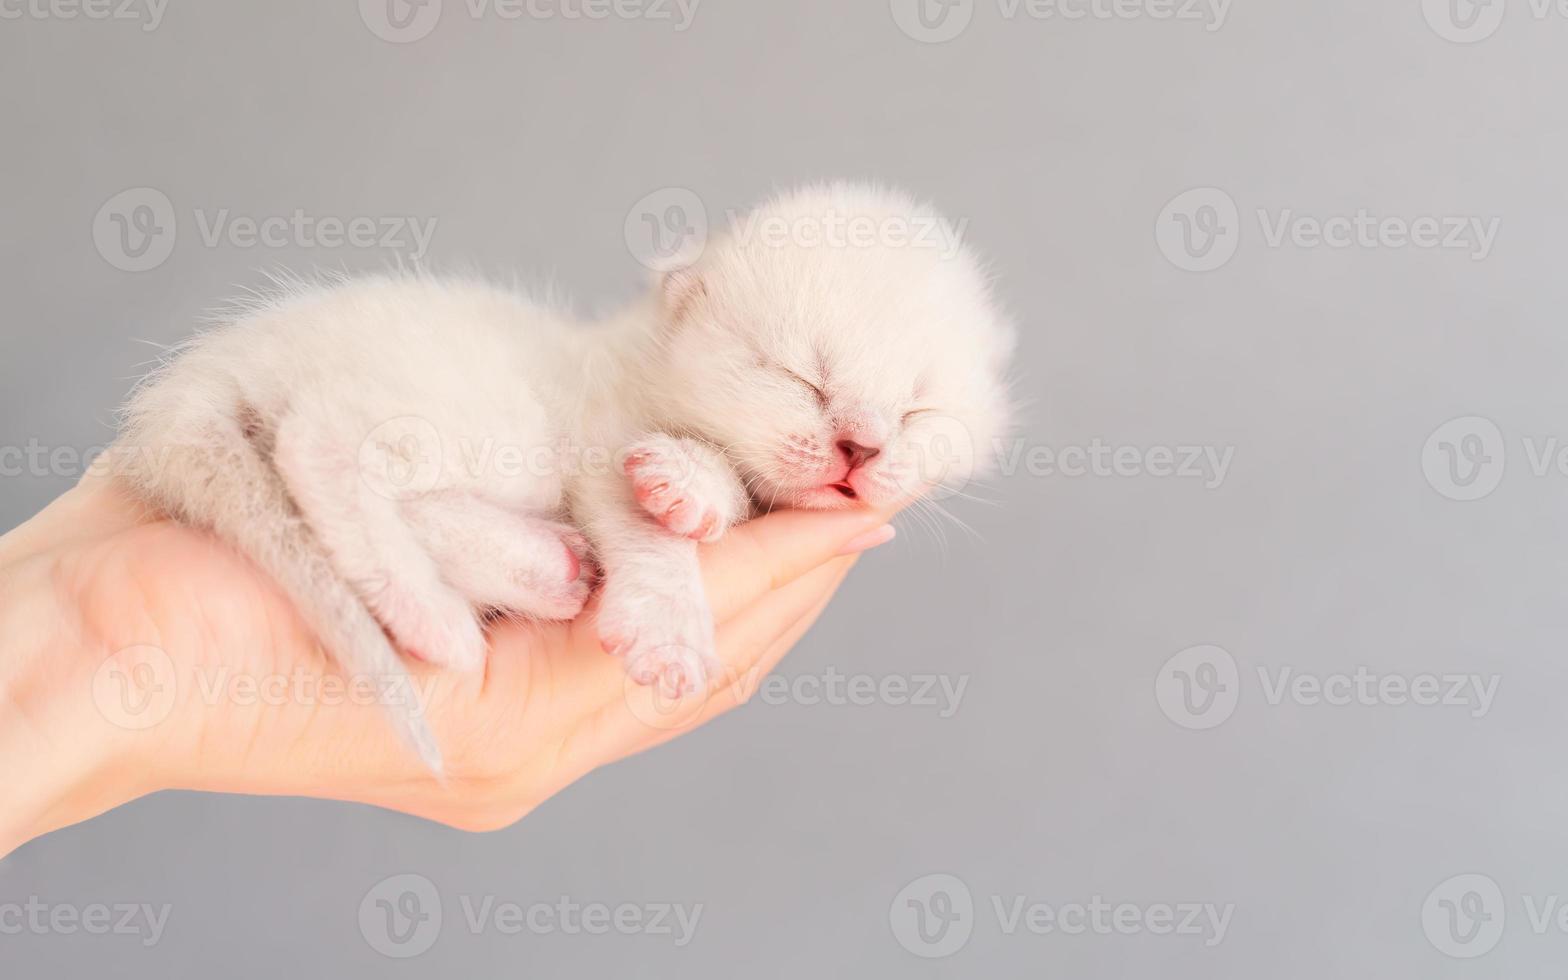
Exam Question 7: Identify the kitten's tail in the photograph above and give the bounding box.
[115,422,445,776]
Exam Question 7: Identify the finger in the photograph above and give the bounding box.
[513,508,898,749]
[711,555,857,691]
[702,507,892,622]
[575,555,855,759]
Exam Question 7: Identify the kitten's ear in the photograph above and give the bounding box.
[659,266,707,326]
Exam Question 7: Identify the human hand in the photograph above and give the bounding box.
[0,473,897,855]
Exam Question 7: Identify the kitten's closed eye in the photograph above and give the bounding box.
[779,366,829,408]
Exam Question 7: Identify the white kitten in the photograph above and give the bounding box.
[118,183,1014,772]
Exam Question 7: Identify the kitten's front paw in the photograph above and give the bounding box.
[596,588,723,699]
[624,436,744,544]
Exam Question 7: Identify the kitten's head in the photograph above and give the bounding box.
[649,183,1014,510]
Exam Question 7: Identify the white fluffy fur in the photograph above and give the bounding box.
[118,183,1015,772]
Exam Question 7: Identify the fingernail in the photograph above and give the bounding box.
[837,524,896,556]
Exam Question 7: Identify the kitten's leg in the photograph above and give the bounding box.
[273,415,487,672]
[623,434,749,543]
[573,467,724,693]
[401,492,593,621]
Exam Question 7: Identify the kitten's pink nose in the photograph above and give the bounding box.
[836,439,882,471]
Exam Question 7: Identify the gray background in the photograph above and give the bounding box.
[3,0,1566,975]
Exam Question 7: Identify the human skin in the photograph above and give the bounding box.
[0,472,897,857]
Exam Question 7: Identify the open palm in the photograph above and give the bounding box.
[0,472,887,846]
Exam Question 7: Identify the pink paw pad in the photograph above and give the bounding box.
[625,453,724,542]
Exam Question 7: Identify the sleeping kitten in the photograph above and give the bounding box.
[118,183,1014,771]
